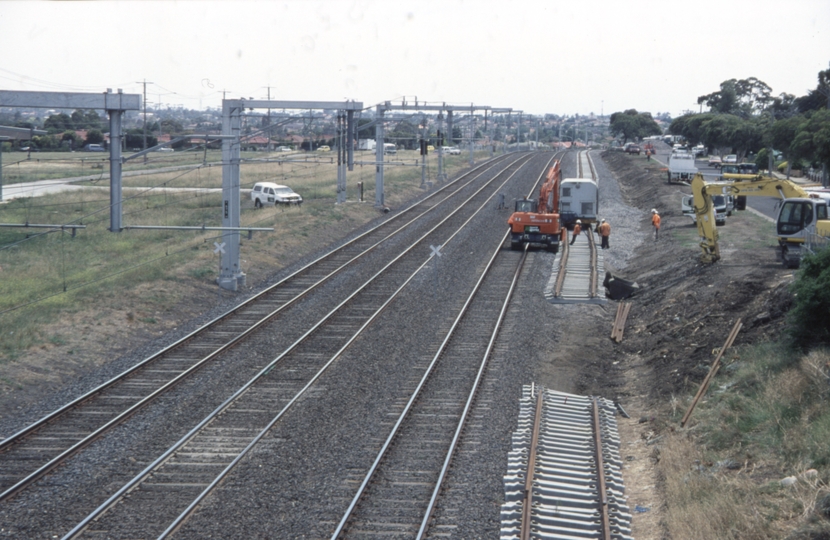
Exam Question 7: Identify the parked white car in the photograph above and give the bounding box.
[442,146,461,155]
[723,154,738,164]
[251,182,303,207]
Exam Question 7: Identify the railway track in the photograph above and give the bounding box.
[57,153,558,539]
[0,153,525,504]
[329,155,569,539]
[500,385,633,540]
[330,228,528,539]
[545,150,603,304]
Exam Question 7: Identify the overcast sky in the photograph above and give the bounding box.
[1,0,828,117]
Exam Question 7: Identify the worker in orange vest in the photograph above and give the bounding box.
[598,218,611,249]
[651,209,661,241]
[570,220,582,245]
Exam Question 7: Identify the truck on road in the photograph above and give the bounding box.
[667,151,698,183]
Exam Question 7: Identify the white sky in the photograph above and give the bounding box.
[1,0,828,117]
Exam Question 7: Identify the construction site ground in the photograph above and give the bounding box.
[564,150,796,538]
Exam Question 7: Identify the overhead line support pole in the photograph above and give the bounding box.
[375,104,385,207]
[109,94,123,232]
[0,136,7,201]
[219,99,244,291]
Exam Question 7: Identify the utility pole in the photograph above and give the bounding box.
[265,86,273,151]
[137,79,153,158]
[517,112,522,152]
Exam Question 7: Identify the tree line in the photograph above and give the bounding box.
[669,68,829,176]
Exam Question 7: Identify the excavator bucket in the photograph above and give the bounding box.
[603,271,640,300]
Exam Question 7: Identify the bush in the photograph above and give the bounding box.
[755,148,770,170]
[788,246,830,347]
[779,160,805,172]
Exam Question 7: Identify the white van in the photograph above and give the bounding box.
[250,182,303,207]
[383,143,397,155]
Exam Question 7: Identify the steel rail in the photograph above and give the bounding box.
[589,225,598,298]
[62,154,540,540]
[586,148,597,180]
[334,153,561,540]
[152,154,541,540]
[331,230,513,539]
[416,236,530,539]
[554,235,569,297]
[593,398,612,540]
[0,155,518,502]
[520,390,544,540]
[587,149,599,298]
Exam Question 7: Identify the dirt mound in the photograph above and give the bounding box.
[593,151,796,401]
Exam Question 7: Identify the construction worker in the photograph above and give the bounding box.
[570,220,582,245]
[651,209,661,241]
[598,218,611,249]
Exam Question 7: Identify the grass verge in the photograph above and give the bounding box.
[661,344,830,539]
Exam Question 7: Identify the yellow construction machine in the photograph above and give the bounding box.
[690,173,830,266]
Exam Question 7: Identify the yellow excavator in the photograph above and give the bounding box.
[690,173,830,266]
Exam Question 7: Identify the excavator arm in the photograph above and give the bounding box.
[690,173,830,264]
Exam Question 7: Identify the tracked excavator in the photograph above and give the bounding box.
[690,172,830,266]
[508,161,563,252]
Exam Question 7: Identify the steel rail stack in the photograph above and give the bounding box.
[0,154,521,504]
[501,386,633,540]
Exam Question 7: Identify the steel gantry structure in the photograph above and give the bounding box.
[371,100,498,207]
[0,91,364,292]
[0,89,142,232]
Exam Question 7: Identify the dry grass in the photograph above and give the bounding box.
[661,347,830,539]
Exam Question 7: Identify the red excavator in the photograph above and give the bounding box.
[507,160,563,252]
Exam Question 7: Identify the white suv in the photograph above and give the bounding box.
[251,182,303,207]
[442,146,461,155]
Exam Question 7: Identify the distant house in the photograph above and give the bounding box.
[241,136,271,150]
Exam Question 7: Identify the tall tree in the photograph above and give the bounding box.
[85,129,105,145]
[796,64,830,113]
[670,113,715,145]
[791,109,830,171]
[770,116,805,176]
[609,109,661,143]
[44,113,73,133]
[768,93,798,119]
[698,77,773,118]
[700,114,742,154]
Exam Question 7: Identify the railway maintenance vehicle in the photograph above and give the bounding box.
[507,161,563,252]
